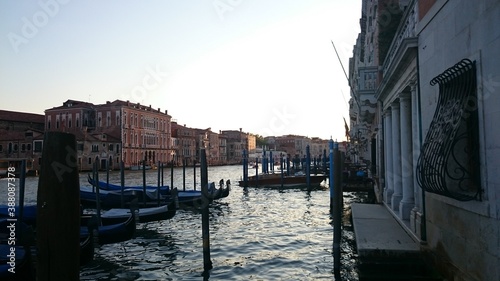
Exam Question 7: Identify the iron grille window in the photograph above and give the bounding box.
[416,59,481,201]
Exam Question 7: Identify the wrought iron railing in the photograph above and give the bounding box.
[416,59,482,201]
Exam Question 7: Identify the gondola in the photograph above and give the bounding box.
[79,233,94,266]
[87,175,169,195]
[0,205,37,226]
[79,185,171,208]
[80,214,136,245]
[99,199,177,225]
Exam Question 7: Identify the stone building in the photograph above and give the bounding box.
[349,0,500,280]
[0,110,45,175]
[221,129,255,164]
[171,122,197,166]
[45,99,172,170]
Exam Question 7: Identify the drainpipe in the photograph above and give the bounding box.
[416,50,427,243]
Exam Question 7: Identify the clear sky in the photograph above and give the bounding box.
[0,0,361,140]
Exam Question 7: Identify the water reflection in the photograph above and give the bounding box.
[1,165,368,280]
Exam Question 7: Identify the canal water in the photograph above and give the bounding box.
[1,164,369,280]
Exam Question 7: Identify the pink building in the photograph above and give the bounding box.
[45,99,172,170]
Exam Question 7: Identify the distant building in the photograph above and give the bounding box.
[171,122,197,166]
[45,99,172,170]
[0,110,45,175]
[221,128,254,164]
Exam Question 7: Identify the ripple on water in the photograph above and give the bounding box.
[6,166,365,280]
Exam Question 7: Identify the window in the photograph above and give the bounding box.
[0,145,2,152]
[34,141,43,152]
[77,143,84,151]
[13,144,18,152]
[27,144,31,151]
[416,59,481,201]
[21,144,26,152]
[109,144,114,151]
[91,145,99,152]
[88,157,92,165]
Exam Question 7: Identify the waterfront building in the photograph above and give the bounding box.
[349,0,500,280]
[45,99,172,170]
[168,122,195,166]
[0,110,45,175]
[221,129,255,164]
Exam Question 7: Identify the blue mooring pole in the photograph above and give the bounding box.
[333,141,341,274]
[329,140,334,211]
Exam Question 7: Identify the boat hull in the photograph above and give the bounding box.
[100,201,176,225]
[238,174,327,189]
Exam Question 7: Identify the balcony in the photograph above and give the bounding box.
[378,0,418,96]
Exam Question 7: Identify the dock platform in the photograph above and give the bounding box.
[351,203,419,257]
[351,203,442,281]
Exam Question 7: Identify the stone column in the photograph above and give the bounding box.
[399,92,414,220]
[383,108,393,203]
[391,101,402,211]
[409,83,422,236]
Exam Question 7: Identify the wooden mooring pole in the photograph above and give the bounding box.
[193,160,197,191]
[255,157,259,188]
[142,157,147,207]
[200,148,213,273]
[120,160,125,208]
[306,145,311,191]
[333,141,342,274]
[242,149,248,187]
[36,132,80,281]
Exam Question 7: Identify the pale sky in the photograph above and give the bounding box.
[0,0,361,140]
